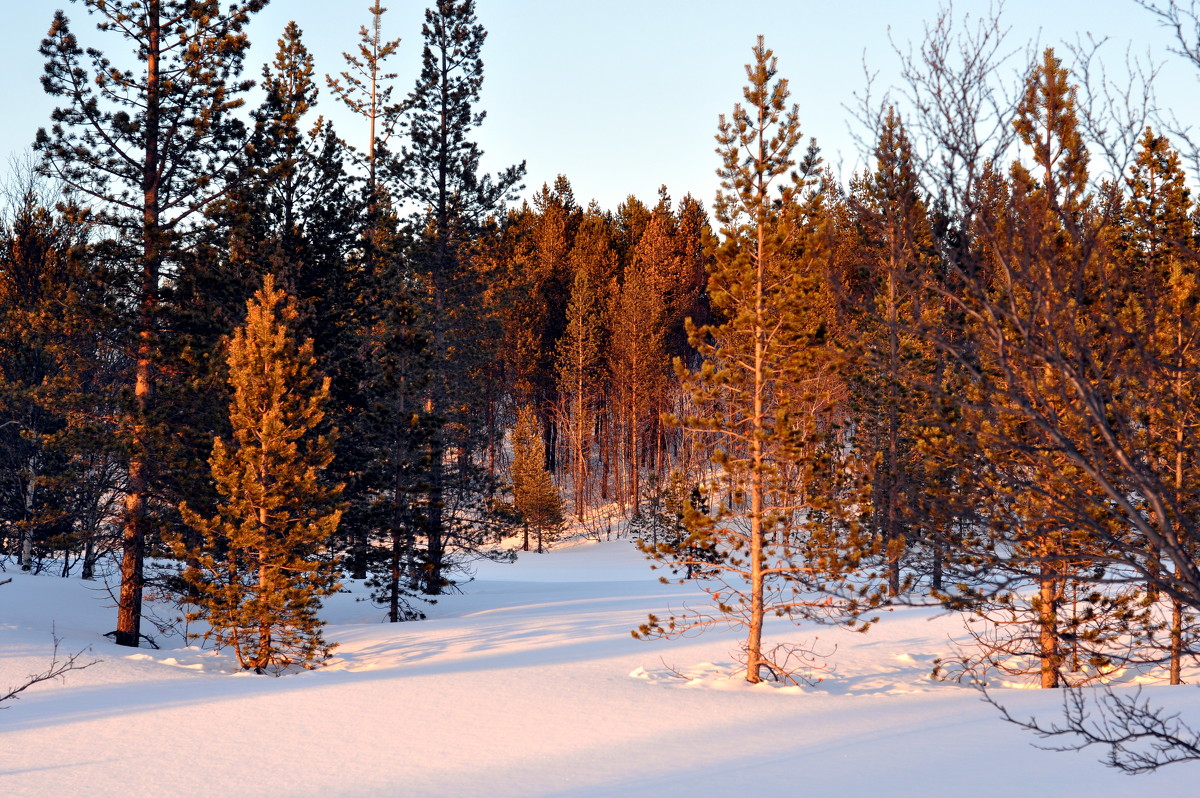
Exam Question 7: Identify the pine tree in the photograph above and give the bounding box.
[394,0,525,250]
[500,178,577,464]
[0,182,117,577]
[1120,128,1200,683]
[255,22,322,248]
[628,471,685,551]
[391,0,525,594]
[0,192,74,570]
[668,194,713,365]
[178,275,342,674]
[36,0,266,647]
[555,223,608,519]
[166,23,333,536]
[610,234,669,510]
[991,49,1114,689]
[614,196,652,271]
[352,206,436,622]
[238,22,369,581]
[326,0,402,216]
[527,177,579,470]
[637,38,878,685]
[845,107,941,596]
[510,406,564,553]
[928,49,1145,689]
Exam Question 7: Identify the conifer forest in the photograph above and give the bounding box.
[13,0,1200,788]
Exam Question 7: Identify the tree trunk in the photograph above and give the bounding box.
[117,0,162,648]
[82,537,96,581]
[254,567,272,672]
[425,445,445,595]
[629,385,639,511]
[1171,596,1184,685]
[600,401,611,501]
[1171,313,1187,685]
[745,134,769,686]
[573,358,587,520]
[1038,568,1060,688]
[19,457,37,571]
[388,408,411,622]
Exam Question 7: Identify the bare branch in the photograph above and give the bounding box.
[0,632,98,706]
[978,680,1200,773]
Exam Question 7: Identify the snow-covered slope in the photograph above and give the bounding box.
[1,539,1193,796]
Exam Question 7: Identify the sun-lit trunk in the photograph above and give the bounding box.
[1038,568,1060,689]
[255,546,272,672]
[573,335,588,520]
[1170,597,1184,685]
[116,0,161,648]
[745,111,769,685]
[629,382,639,510]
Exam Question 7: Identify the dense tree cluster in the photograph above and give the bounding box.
[0,0,716,669]
[5,0,539,662]
[630,26,1200,698]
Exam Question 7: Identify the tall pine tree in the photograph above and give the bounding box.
[390,0,525,594]
[845,107,941,596]
[36,0,266,647]
[638,38,877,684]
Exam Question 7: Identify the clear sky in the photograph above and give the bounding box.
[2,1,1195,213]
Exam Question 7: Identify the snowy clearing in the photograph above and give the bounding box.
[1,539,1193,796]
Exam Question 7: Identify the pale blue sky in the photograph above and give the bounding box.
[2,1,1194,212]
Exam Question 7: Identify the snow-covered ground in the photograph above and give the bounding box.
[1,538,1195,796]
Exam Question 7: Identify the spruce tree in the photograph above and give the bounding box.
[179,275,341,674]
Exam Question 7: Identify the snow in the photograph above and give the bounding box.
[2,539,1195,796]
